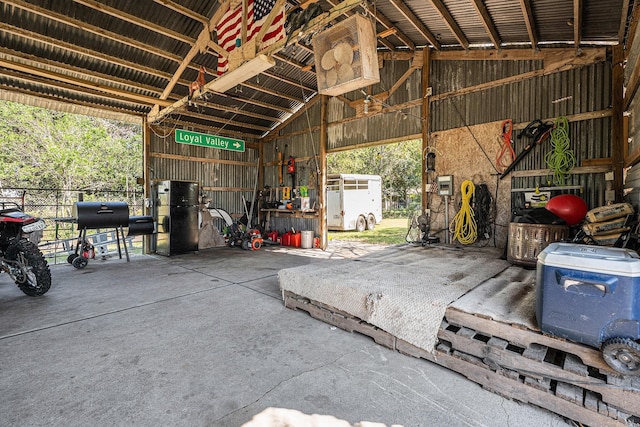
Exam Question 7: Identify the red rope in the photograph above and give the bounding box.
[496,119,516,173]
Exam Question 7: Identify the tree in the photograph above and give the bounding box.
[0,101,142,192]
[327,139,422,208]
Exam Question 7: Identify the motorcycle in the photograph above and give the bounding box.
[0,202,51,296]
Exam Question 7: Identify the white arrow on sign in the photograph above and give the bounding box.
[233,142,241,148]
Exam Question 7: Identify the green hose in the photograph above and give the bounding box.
[545,116,575,185]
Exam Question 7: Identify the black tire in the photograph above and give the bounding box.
[602,337,640,376]
[67,253,79,264]
[72,256,88,269]
[366,214,376,230]
[5,239,51,296]
[356,215,366,232]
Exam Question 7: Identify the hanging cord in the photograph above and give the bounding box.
[496,120,515,173]
[474,183,493,243]
[545,116,575,185]
[450,180,477,245]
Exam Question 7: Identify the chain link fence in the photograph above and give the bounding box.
[1,187,145,264]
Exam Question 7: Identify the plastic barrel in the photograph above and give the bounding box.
[301,231,314,249]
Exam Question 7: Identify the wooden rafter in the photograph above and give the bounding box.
[0,47,179,101]
[470,0,501,48]
[5,0,200,72]
[152,0,209,25]
[387,0,441,50]
[322,0,397,51]
[428,0,469,49]
[0,56,173,107]
[242,81,304,103]
[573,0,582,49]
[0,83,146,117]
[72,0,195,45]
[219,92,294,114]
[262,70,315,93]
[154,4,230,106]
[519,0,538,49]
[0,69,154,110]
[178,109,272,132]
[619,0,632,44]
[0,22,192,88]
[199,100,286,124]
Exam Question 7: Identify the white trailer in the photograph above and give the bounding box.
[327,174,382,232]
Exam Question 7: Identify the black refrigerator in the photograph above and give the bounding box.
[154,180,199,256]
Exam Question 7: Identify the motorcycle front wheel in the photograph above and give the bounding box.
[6,239,51,296]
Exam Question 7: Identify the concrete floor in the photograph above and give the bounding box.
[0,242,568,427]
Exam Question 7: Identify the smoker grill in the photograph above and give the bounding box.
[127,215,154,236]
[73,202,129,229]
[69,201,131,269]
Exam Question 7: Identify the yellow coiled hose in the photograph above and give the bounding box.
[449,180,477,244]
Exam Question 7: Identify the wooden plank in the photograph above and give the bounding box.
[563,353,589,377]
[523,343,548,362]
[446,308,612,373]
[556,382,583,404]
[433,349,625,427]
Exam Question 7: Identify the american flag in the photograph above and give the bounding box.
[216,0,285,75]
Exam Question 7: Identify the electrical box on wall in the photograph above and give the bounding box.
[313,14,380,97]
[436,175,454,196]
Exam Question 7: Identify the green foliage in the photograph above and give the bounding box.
[327,139,422,206]
[0,101,142,191]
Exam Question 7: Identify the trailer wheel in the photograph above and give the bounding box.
[602,337,640,375]
[356,215,366,232]
[366,214,376,230]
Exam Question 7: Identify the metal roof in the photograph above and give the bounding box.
[0,0,635,140]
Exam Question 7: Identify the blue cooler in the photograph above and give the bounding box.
[536,242,640,348]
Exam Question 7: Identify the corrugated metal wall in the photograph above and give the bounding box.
[149,127,259,216]
[624,21,640,211]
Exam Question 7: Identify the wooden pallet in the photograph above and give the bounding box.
[283,291,640,427]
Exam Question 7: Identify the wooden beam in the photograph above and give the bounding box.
[241,81,305,103]
[0,22,191,88]
[219,91,294,114]
[619,0,632,44]
[320,95,328,250]
[263,95,321,141]
[387,0,441,50]
[151,152,258,167]
[153,0,209,25]
[470,0,501,49]
[155,118,260,142]
[510,165,610,178]
[573,0,582,50]
[430,49,606,102]
[519,0,538,49]
[199,100,285,123]
[0,57,173,107]
[5,0,198,70]
[72,0,195,45]
[428,0,469,49]
[624,12,640,110]
[0,83,146,118]
[156,3,230,103]
[177,109,272,132]
[0,47,179,101]
[612,45,625,201]
[422,48,431,215]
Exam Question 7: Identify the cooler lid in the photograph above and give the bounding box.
[539,242,640,276]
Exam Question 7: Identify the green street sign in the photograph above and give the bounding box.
[175,129,245,152]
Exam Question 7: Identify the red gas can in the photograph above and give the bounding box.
[266,230,278,242]
[281,232,291,246]
[291,232,301,248]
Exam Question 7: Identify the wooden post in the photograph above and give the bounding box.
[320,95,328,250]
[421,47,431,214]
[612,45,624,201]
[142,116,152,254]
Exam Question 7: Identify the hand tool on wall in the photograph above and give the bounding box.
[500,120,554,179]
